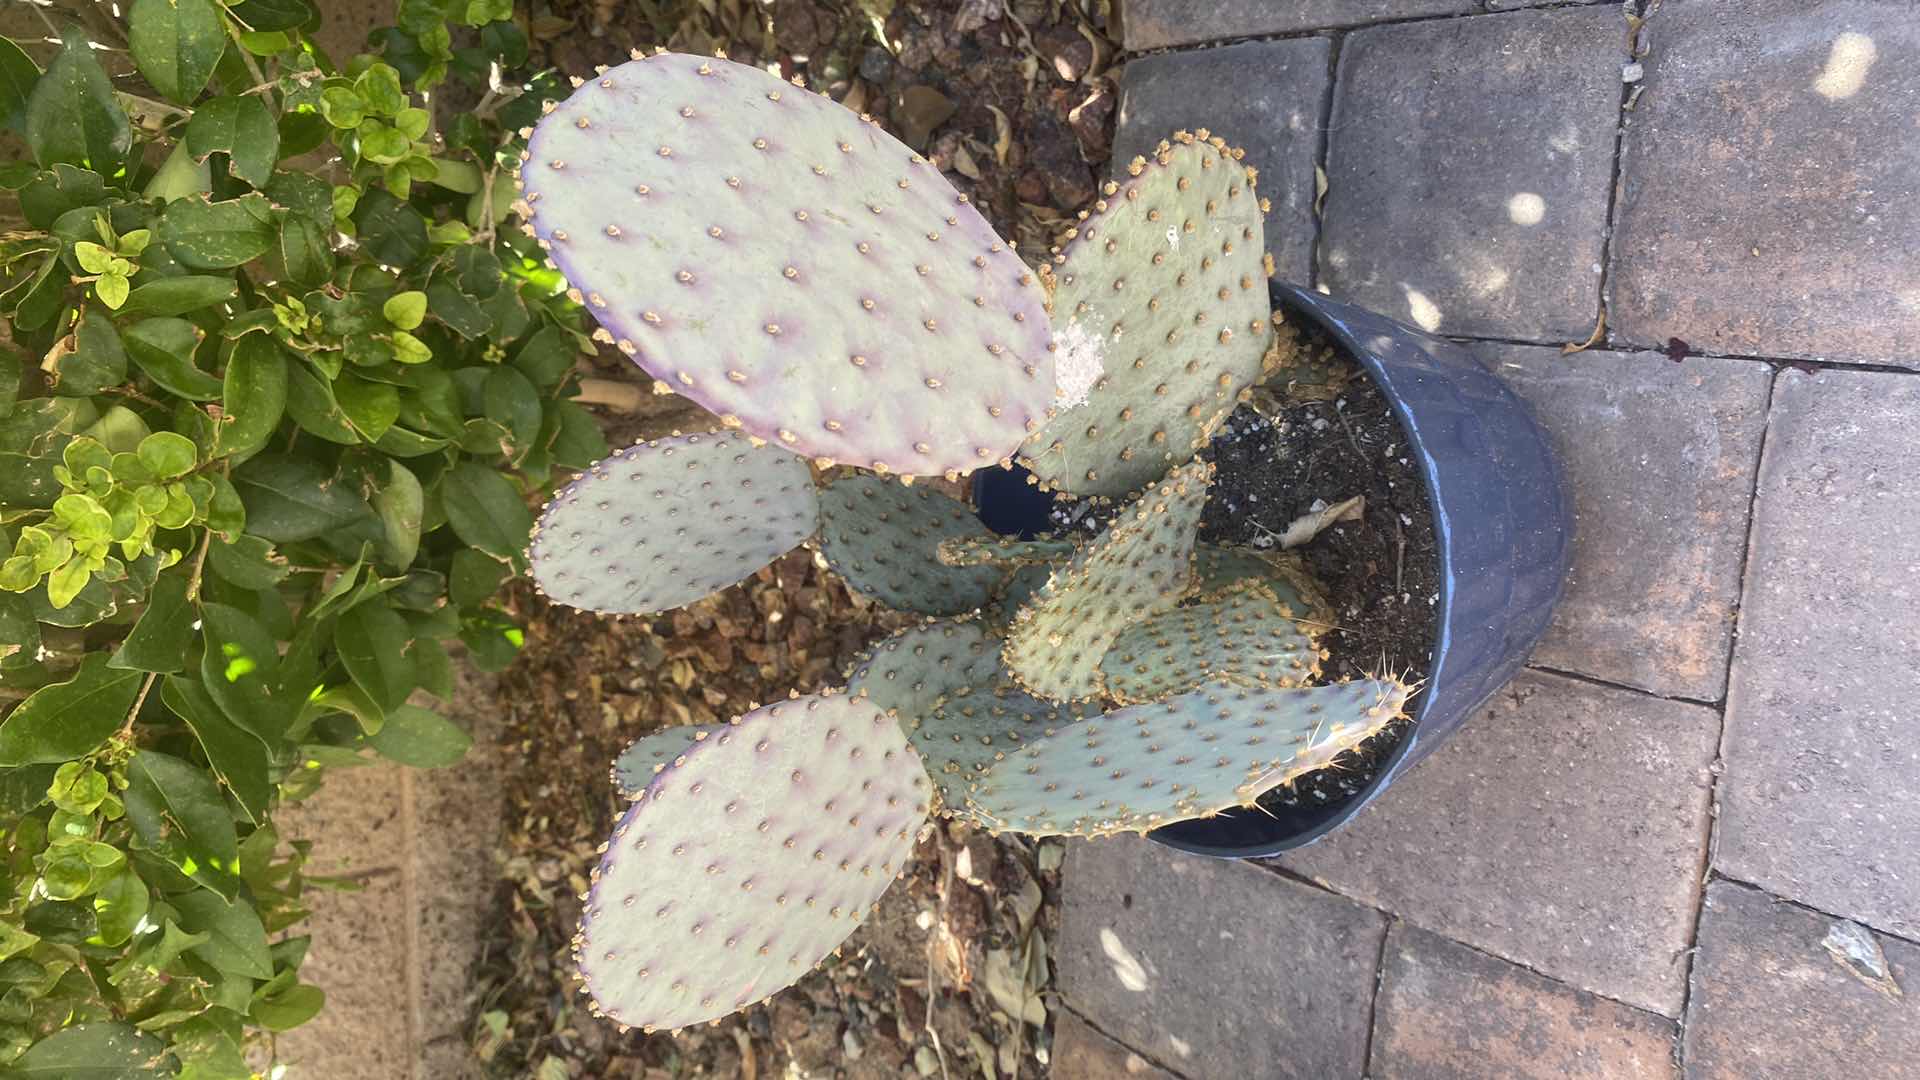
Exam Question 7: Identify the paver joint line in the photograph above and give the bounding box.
[1119,0,1631,54]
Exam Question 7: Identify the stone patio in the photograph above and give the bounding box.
[1061,1,1920,1077]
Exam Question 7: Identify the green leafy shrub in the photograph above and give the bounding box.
[0,0,595,1071]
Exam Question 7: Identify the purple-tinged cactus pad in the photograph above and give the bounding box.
[1192,545,1332,625]
[578,691,929,1032]
[519,53,1054,476]
[967,678,1411,838]
[846,619,1001,727]
[611,724,726,799]
[1022,132,1275,496]
[914,683,1103,811]
[529,432,817,616]
[1098,581,1321,705]
[1003,458,1213,701]
[815,475,1001,615]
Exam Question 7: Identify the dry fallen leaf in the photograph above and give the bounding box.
[1280,495,1364,549]
[1561,308,1606,354]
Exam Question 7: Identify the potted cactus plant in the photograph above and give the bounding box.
[512,49,1567,1034]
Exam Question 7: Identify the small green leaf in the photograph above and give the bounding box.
[128,0,226,105]
[334,373,400,442]
[448,548,508,609]
[381,289,427,330]
[184,95,279,188]
[374,459,423,568]
[354,65,407,115]
[123,317,222,400]
[93,270,129,309]
[231,454,372,542]
[0,35,40,133]
[73,240,112,274]
[109,570,193,672]
[439,462,532,561]
[483,366,542,454]
[24,29,130,174]
[158,193,276,270]
[216,334,288,461]
[283,363,359,445]
[0,347,20,415]
[171,888,273,979]
[279,214,332,288]
[356,120,410,164]
[56,309,129,397]
[198,601,287,749]
[318,87,366,129]
[251,983,325,1031]
[206,533,287,590]
[352,188,428,268]
[337,601,414,711]
[162,675,271,823]
[124,751,243,900]
[8,1023,168,1078]
[120,274,237,316]
[367,704,470,767]
[234,0,316,32]
[143,138,213,203]
[136,431,197,479]
[0,655,141,765]
[389,329,431,365]
[88,869,150,948]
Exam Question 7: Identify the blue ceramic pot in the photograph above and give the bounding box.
[973,283,1573,858]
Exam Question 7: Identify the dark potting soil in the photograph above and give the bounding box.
[1045,315,1439,815]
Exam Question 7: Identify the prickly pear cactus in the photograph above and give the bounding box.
[912,682,1103,810]
[578,691,930,1032]
[935,535,1077,568]
[529,432,817,616]
[1022,131,1277,496]
[518,52,1055,476]
[966,678,1411,837]
[1004,458,1212,701]
[816,475,1002,615]
[1098,580,1321,704]
[611,723,727,798]
[1193,545,1333,626]
[845,619,1000,724]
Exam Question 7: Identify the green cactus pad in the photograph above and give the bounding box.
[611,724,727,798]
[1021,131,1276,496]
[815,475,1001,615]
[1192,545,1334,626]
[912,682,1103,811]
[1098,581,1321,705]
[935,535,1077,567]
[845,619,1001,724]
[578,690,930,1032]
[519,53,1053,477]
[529,432,817,616]
[967,678,1411,837]
[1003,458,1212,700]
[988,563,1054,625]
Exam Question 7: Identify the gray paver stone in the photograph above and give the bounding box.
[1370,924,1679,1080]
[1059,835,1384,1079]
[1321,6,1625,340]
[1115,40,1331,286]
[1495,346,1772,699]
[1119,0,1475,49]
[1281,670,1717,1017]
[1683,880,1920,1079]
[1609,0,1920,367]
[1051,1009,1182,1080]
[1717,369,1920,937]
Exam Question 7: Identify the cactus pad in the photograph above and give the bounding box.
[967,678,1411,837]
[1098,581,1321,704]
[611,723,728,798]
[845,619,1000,724]
[578,691,929,1031]
[1003,458,1212,700]
[935,536,1077,568]
[1022,131,1275,496]
[1193,545,1333,626]
[816,475,1001,615]
[519,53,1053,476]
[529,432,817,616]
[913,682,1103,811]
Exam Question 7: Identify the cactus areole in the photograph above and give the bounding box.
[511,56,1565,1033]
